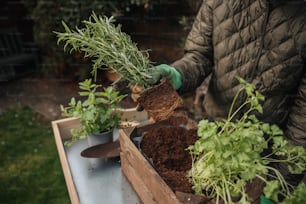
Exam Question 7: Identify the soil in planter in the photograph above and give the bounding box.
[137,115,198,193]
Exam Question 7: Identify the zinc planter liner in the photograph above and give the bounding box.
[51,108,148,204]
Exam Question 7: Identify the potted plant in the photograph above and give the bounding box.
[54,12,183,121]
[60,78,126,146]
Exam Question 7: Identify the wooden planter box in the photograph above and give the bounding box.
[52,117,81,204]
[119,125,261,204]
[119,127,182,204]
[51,108,148,204]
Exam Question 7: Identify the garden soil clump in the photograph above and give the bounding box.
[137,79,184,121]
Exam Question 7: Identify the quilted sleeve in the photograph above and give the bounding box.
[285,73,306,147]
[285,34,306,148]
[171,1,214,93]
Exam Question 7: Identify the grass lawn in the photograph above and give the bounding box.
[0,106,70,204]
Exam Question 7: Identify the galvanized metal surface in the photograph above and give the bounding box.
[64,134,140,204]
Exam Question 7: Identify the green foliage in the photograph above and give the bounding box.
[187,77,306,204]
[0,106,70,204]
[280,183,306,204]
[55,12,154,87]
[61,78,126,146]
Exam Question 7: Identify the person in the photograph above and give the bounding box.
[147,0,306,201]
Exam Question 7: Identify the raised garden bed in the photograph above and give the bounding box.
[119,113,216,204]
[119,113,264,204]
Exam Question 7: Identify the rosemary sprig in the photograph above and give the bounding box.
[54,12,153,87]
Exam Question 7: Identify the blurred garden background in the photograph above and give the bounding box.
[0,0,201,203]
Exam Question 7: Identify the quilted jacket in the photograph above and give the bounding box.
[172,0,306,147]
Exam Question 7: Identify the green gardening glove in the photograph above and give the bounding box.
[148,64,182,90]
[260,194,275,204]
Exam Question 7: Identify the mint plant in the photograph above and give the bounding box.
[54,12,154,87]
[61,78,126,146]
[187,77,306,204]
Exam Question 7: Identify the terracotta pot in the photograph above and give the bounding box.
[105,70,119,82]
[137,79,184,121]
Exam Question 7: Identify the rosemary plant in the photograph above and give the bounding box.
[54,12,154,87]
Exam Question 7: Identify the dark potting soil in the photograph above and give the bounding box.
[139,115,198,193]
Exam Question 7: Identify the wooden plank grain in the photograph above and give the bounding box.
[51,119,80,204]
[120,153,157,204]
[119,129,181,204]
[55,117,80,140]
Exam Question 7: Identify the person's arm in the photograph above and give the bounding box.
[171,1,214,93]
[279,35,306,187]
[285,71,306,148]
[285,37,306,148]
[273,69,306,187]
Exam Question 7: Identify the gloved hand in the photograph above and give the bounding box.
[148,64,183,90]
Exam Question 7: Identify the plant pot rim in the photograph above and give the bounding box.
[89,129,113,137]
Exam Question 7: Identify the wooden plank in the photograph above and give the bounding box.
[120,153,157,204]
[51,118,80,204]
[55,117,80,140]
[119,129,181,204]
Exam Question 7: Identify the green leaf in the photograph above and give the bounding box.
[197,120,218,140]
[222,150,232,159]
[272,136,287,150]
[69,97,76,106]
[264,180,280,202]
[270,125,283,136]
[280,183,306,204]
[193,140,206,155]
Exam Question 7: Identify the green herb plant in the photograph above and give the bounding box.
[280,183,306,204]
[61,78,126,146]
[187,77,306,204]
[54,12,154,87]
